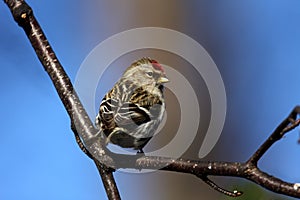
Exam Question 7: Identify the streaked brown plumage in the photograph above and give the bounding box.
[95,58,168,152]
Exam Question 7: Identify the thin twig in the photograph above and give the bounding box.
[3,0,300,199]
[199,175,243,197]
[247,106,300,166]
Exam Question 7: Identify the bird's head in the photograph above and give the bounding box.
[123,58,169,88]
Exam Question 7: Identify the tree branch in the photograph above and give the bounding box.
[3,0,300,199]
[81,106,300,199]
[3,0,120,199]
[248,106,300,165]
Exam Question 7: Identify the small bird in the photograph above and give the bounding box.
[95,58,169,153]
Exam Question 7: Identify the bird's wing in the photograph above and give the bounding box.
[117,102,151,126]
[98,97,151,131]
[129,88,164,121]
[98,87,163,131]
[97,97,119,131]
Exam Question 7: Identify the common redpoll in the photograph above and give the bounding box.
[95,58,169,153]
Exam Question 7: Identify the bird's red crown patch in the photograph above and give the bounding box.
[150,59,164,73]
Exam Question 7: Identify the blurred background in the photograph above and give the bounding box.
[1,0,300,199]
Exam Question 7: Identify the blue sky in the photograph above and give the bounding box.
[1,1,300,200]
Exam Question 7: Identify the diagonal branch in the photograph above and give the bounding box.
[3,0,300,199]
[3,0,120,199]
[247,106,300,166]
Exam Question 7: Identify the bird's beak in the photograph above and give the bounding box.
[158,76,169,84]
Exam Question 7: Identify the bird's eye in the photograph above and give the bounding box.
[146,71,153,77]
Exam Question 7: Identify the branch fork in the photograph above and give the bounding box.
[3,0,300,199]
